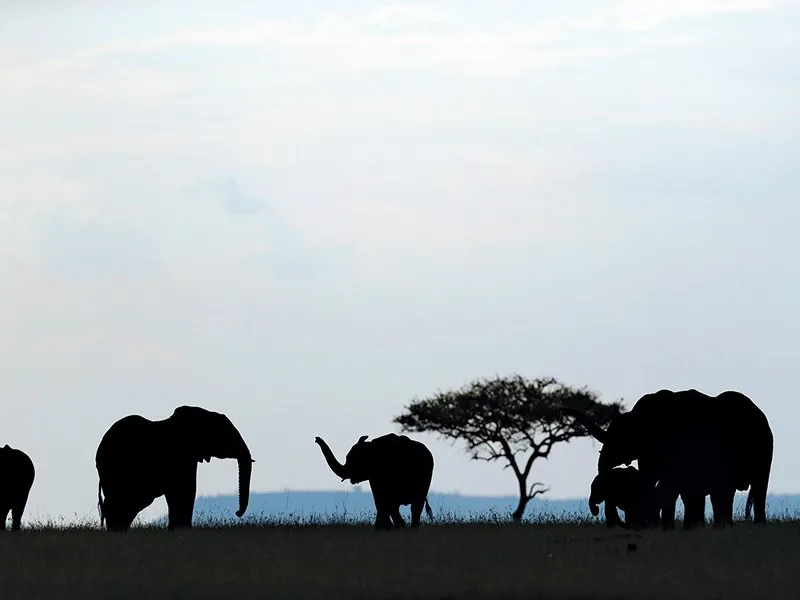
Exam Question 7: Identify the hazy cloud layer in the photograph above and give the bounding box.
[0,1,798,523]
[33,214,162,277]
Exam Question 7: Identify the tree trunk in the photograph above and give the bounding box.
[512,476,529,522]
[512,496,530,522]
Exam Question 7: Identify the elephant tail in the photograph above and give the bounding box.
[97,481,105,529]
[424,498,434,521]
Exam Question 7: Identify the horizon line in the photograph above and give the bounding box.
[196,488,773,500]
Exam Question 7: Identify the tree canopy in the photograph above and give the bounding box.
[393,374,625,521]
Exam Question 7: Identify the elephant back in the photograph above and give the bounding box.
[96,415,170,474]
[365,434,434,499]
[0,446,35,487]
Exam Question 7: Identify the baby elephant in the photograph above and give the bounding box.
[0,444,35,531]
[589,466,659,530]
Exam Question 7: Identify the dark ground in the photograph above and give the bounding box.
[0,520,796,600]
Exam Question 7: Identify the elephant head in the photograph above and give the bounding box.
[562,408,640,473]
[170,406,254,518]
[315,435,374,485]
[589,465,662,530]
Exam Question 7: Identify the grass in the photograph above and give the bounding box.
[0,512,797,600]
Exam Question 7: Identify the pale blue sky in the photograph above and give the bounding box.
[1,0,798,523]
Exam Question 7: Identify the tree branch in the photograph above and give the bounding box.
[521,450,540,479]
[527,482,550,500]
[497,436,522,477]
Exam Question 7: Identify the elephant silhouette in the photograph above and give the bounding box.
[315,433,434,529]
[96,406,254,531]
[566,388,773,529]
[0,445,35,531]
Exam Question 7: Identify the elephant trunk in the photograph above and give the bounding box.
[236,456,252,518]
[588,496,601,517]
[562,408,608,443]
[315,437,348,480]
[588,474,605,517]
[226,426,253,519]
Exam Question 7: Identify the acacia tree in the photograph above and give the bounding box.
[393,374,625,522]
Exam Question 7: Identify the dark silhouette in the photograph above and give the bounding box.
[565,389,773,529]
[588,466,659,530]
[0,445,35,531]
[393,374,625,521]
[653,487,709,530]
[315,433,434,529]
[96,406,254,531]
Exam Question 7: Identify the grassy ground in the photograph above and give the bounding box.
[0,517,797,600]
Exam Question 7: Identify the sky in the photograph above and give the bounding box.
[1,0,798,524]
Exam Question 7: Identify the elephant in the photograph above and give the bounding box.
[96,406,254,531]
[588,466,659,530]
[315,433,434,530]
[0,445,35,531]
[565,388,773,530]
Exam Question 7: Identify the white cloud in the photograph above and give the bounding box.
[4,0,790,86]
[608,0,793,30]
[0,5,622,89]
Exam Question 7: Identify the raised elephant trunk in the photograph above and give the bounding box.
[314,437,348,480]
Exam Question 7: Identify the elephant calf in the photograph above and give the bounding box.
[589,466,659,530]
[0,444,35,532]
[315,433,434,530]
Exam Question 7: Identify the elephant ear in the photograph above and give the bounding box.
[168,405,215,463]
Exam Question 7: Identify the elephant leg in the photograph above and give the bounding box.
[681,494,706,530]
[164,491,195,529]
[102,497,140,531]
[604,501,622,528]
[10,488,32,532]
[748,473,770,524]
[10,507,23,532]
[410,500,425,528]
[659,489,679,531]
[165,465,198,530]
[0,506,9,531]
[374,514,393,530]
[710,490,735,528]
[373,502,394,530]
[752,493,767,524]
[390,506,406,529]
